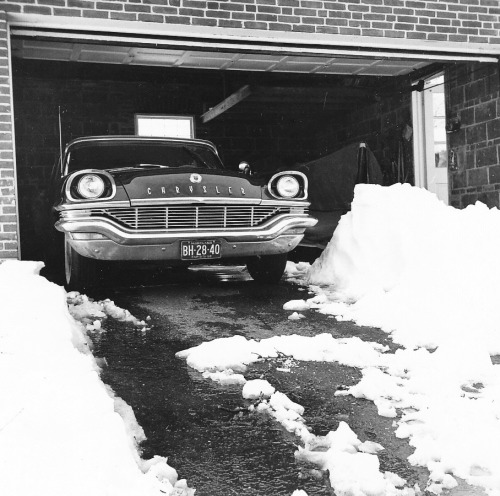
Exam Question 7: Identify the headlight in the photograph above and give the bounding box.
[76,174,105,199]
[276,175,300,198]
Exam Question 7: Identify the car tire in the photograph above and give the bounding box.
[246,253,287,283]
[64,236,100,291]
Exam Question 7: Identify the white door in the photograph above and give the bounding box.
[412,74,449,204]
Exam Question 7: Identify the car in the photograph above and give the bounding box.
[51,135,317,288]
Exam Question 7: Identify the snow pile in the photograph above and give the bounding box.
[296,422,416,496]
[285,261,311,285]
[0,260,192,496]
[307,183,500,354]
[67,292,148,331]
[288,311,306,320]
[202,369,246,385]
[242,379,276,399]
[281,184,500,495]
[177,333,387,373]
[254,390,311,440]
[335,346,500,493]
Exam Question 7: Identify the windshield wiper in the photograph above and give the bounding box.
[182,147,211,169]
[138,163,169,168]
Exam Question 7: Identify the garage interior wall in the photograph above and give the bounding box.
[315,87,413,186]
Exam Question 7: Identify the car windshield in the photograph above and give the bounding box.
[66,141,224,173]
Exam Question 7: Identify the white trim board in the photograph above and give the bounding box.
[7,13,500,63]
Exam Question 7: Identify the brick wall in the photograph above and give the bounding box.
[2,0,500,44]
[448,62,500,208]
[0,13,18,260]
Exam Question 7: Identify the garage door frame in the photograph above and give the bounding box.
[8,13,500,64]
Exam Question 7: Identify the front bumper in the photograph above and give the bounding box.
[55,212,318,261]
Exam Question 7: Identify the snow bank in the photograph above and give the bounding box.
[0,260,191,496]
[307,183,500,354]
[290,184,500,495]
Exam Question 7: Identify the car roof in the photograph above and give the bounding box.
[64,135,219,155]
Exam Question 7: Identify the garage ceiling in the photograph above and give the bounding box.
[11,39,431,77]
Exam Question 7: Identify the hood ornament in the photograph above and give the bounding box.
[190,173,202,183]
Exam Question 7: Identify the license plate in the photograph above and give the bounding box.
[181,240,222,260]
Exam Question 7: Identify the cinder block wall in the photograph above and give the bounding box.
[448,63,500,208]
[315,87,414,186]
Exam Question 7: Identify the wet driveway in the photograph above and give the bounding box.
[87,265,429,495]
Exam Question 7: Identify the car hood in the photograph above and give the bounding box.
[108,167,264,202]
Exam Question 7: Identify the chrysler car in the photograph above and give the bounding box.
[51,136,317,288]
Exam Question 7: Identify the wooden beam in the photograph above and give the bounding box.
[201,84,252,123]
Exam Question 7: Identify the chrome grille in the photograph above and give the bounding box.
[89,205,299,230]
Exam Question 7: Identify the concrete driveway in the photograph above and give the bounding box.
[85,264,481,496]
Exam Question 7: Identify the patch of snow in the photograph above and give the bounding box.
[296,422,415,496]
[202,369,246,385]
[285,261,311,285]
[283,299,310,312]
[358,440,385,454]
[177,333,387,372]
[0,260,192,496]
[242,379,275,399]
[290,490,308,496]
[67,292,148,330]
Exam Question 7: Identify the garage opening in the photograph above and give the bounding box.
[9,33,475,265]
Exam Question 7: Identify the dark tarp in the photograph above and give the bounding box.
[296,142,383,247]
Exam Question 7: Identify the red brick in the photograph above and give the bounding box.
[206,9,231,18]
[53,8,82,16]
[476,147,498,167]
[0,251,19,259]
[291,24,315,32]
[68,0,94,8]
[38,0,65,6]
[137,13,164,22]
[192,17,218,25]
[124,4,150,12]
[24,6,52,14]
[244,21,267,28]
[82,9,109,17]
[96,2,124,10]
[219,19,243,28]
[468,167,488,187]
